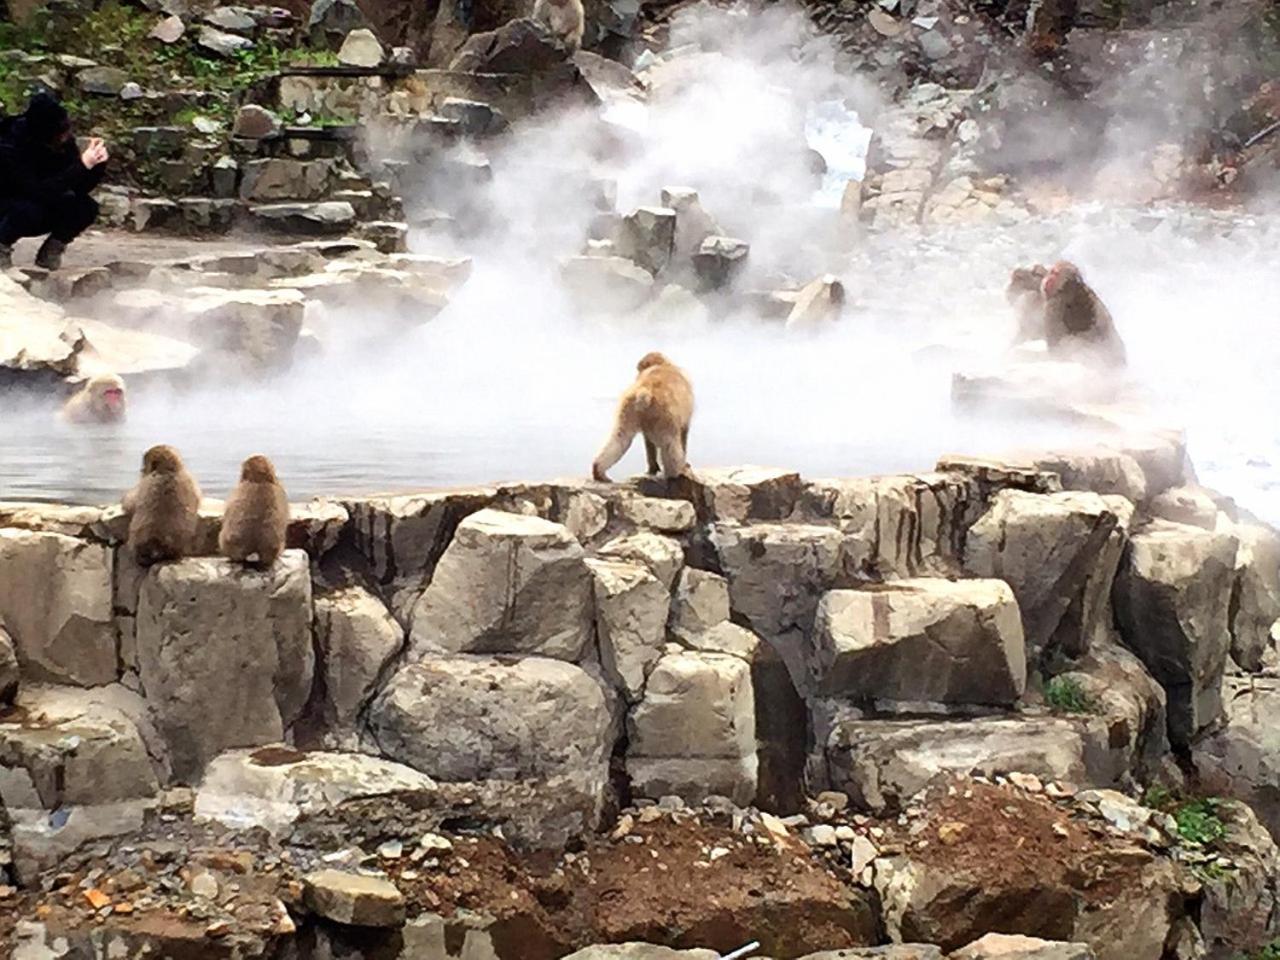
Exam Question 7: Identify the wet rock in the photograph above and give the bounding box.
[197,25,254,57]
[78,65,128,95]
[964,490,1128,660]
[596,531,684,591]
[314,587,404,735]
[825,715,1106,815]
[0,625,16,704]
[233,104,281,140]
[194,748,436,835]
[1193,675,1280,840]
[1114,520,1238,747]
[951,934,1094,960]
[369,655,613,845]
[561,255,654,313]
[239,158,338,203]
[339,27,385,67]
[308,0,371,50]
[615,206,676,276]
[303,869,405,927]
[785,274,845,330]
[627,650,757,805]
[588,559,669,702]
[409,509,593,661]
[811,578,1026,706]
[249,201,358,235]
[1229,521,1280,671]
[449,17,570,73]
[136,551,314,781]
[692,235,749,290]
[669,568,731,642]
[0,530,114,687]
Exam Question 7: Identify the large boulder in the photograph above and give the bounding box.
[449,17,571,73]
[964,491,1128,660]
[1229,521,1280,671]
[0,529,115,686]
[136,552,314,781]
[660,186,722,260]
[408,509,594,661]
[368,655,613,846]
[626,650,757,805]
[314,588,404,739]
[587,559,670,702]
[1193,675,1280,840]
[0,275,83,389]
[668,568,731,642]
[615,206,677,276]
[239,158,339,203]
[1196,799,1280,958]
[811,579,1025,707]
[1113,520,1238,747]
[596,531,684,591]
[1028,449,1147,503]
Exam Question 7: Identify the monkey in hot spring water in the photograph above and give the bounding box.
[592,352,694,483]
[61,373,126,424]
[1040,261,1127,367]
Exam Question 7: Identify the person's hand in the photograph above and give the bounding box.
[80,137,109,168]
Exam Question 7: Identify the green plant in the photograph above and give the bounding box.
[1142,784,1174,811]
[1236,940,1280,960]
[1045,676,1099,714]
[1174,798,1227,846]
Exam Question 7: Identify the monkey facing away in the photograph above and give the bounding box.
[123,445,202,567]
[1006,264,1048,345]
[593,352,694,483]
[219,455,290,569]
[532,0,585,53]
[1041,261,1127,367]
[61,373,126,424]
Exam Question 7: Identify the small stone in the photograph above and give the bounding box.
[302,870,405,928]
[611,815,634,841]
[657,795,685,812]
[79,66,128,95]
[149,15,185,43]
[1052,823,1070,838]
[418,833,453,852]
[84,889,111,910]
[708,846,730,861]
[638,806,663,824]
[816,790,850,811]
[938,821,969,845]
[338,27,384,67]
[190,872,218,899]
[1046,781,1078,800]
[835,825,856,841]
[193,116,222,134]
[377,840,403,860]
[760,812,789,839]
[119,82,144,101]
[1008,772,1043,792]
[206,921,233,938]
[197,25,254,57]
[205,6,257,33]
[808,824,838,847]
[233,105,281,140]
[850,835,878,873]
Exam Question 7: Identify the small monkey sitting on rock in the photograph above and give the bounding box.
[219,455,290,569]
[593,351,694,483]
[123,445,201,567]
[61,373,126,424]
[532,0,585,53]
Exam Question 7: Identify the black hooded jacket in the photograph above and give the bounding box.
[0,93,105,207]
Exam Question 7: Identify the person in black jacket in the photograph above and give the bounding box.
[0,92,109,271]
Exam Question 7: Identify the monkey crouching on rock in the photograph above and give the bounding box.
[219,455,290,569]
[593,352,694,483]
[123,444,201,567]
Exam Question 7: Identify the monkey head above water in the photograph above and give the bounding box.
[122,444,201,567]
[1040,260,1127,367]
[219,454,290,569]
[532,0,585,52]
[61,373,126,424]
[592,351,694,483]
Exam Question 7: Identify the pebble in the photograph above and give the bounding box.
[418,833,453,852]
[816,790,850,811]
[611,815,635,841]
[1009,772,1044,792]
[708,846,730,861]
[850,835,878,873]
[190,872,219,900]
[760,813,789,839]
[808,825,839,847]
[638,806,664,824]
[377,841,404,860]
[835,825,856,842]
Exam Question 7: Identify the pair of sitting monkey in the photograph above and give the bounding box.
[123,448,289,569]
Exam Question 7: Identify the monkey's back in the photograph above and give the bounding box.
[1046,285,1126,366]
[128,473,201,565]
[220,481,289,566]
[628,364,694,433]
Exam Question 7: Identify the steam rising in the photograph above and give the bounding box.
[0,2,1277,525]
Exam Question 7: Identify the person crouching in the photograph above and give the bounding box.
[0,92,109,271]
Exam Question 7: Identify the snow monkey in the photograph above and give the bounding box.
[532,0,585,53]
[219,455,290,569]
[123,444,201,567]
[1041,261,1127,367]
[61,373,126,424]
[1006,264,1048,345]
[593,352,694,483]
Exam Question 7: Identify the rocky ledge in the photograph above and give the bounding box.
[2,438,1279,959]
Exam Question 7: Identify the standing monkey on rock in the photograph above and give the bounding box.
[593,352,694,483]
[1041,261,1127,367]
[123,445,201,567]
[60,373,126,424]
[219,455,290,569]
[533,0,585,53]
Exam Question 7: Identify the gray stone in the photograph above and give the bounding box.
[308,0,371,50]
[669,568,730,641]
[250,201,357,234]
[0,530,114,687]
[627,650,756,805]
[616,495,696,533]
[136,552,314,781]
[233,104,281,140]
[1029,449,1147,503]
[438,97,509,137]
[1229,521,1280,671]
[1114,520,1238,747]
[149,14,186,43]
[1193,675,1280,840]
[303,869,405,927]
[785,274,845,329]
[184,288,304,370]
[615,205,676,275]
[314,588,404,735]
[692,235,750,290]
[0,624,17,704]
[659,187,722,259]
[204,5,257,33]
[78,66,128,95]
[596,532,684,591]
[588,559,669,702]
[811,578,1026,706]
[211,156,239,198]
[240,158,338,202]
[409,509,593,661]
[951,934,1093,960]
[196,25,254,57]
[132,125,185,158]
[338,27,385,67]
[448,17,568,73]
[1149,486,1220,529]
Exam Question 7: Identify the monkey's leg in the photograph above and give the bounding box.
[593,426,637,482]
[644,437,660,475]
[657,433,689,480]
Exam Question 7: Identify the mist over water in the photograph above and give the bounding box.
[0,3,1277,524]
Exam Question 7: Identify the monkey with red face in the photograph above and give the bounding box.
[1040,261,1126,367]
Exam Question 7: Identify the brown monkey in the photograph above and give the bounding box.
[532,0,585,53]
[1041,261,1127,367]
[123,445,201,567]
[1006,264,1047,345]
[593,352,694,483]
[61,373,127,424]
[219,455,290,569]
